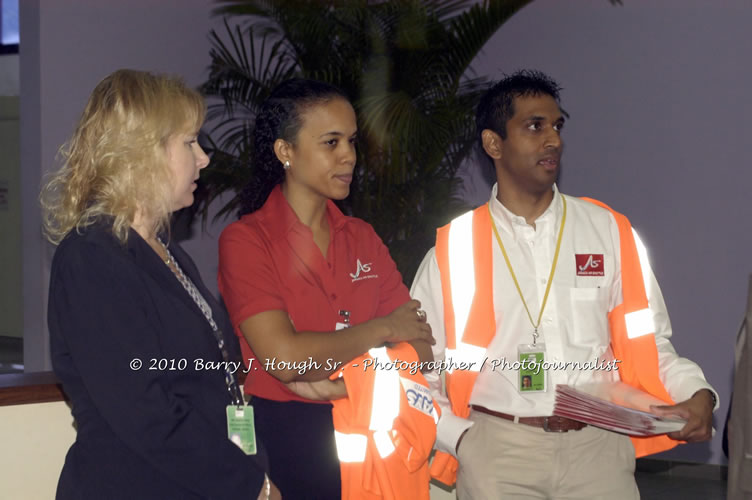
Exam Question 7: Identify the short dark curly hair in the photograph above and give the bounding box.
[476,69,563,143]
[239,78,348,216]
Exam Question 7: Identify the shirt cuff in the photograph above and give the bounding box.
[670,378,720,411]
[436,412,474,458]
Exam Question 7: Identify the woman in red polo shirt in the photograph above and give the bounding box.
[218,79,434,499]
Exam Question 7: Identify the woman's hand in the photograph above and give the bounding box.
[377,300,435,346]
[285,378,348,401]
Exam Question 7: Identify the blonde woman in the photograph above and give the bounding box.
[42,69,278,500]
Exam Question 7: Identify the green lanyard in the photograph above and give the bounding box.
[488,196,567,345]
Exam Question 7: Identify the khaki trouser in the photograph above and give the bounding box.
[456,409,639,500]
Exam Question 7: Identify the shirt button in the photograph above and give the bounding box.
[541,278,547,284]
[330,293,337,300]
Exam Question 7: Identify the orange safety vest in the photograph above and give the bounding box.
[331,342,439,499]
[430,197,678,486]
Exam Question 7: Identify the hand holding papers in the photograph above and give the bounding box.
[553,382,687,436]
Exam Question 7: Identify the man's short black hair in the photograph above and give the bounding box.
[476,69,563,142]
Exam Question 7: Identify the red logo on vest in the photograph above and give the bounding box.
[576,254,604,276]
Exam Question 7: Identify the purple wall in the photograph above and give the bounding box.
[464,0,751,465]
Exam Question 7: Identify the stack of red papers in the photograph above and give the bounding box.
[553,382,686,436]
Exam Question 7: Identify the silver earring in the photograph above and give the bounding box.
[283,160,290,170]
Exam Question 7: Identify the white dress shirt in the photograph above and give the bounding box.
[410,184,717,456]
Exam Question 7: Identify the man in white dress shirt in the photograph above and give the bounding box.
[410,70,717,499]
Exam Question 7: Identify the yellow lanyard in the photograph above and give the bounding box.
[489,196,567,345]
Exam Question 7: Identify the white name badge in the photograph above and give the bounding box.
[399,377,436,418]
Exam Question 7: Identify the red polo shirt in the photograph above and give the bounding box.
[218,185,410,402]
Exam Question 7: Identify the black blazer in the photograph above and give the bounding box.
[49,221,266,499]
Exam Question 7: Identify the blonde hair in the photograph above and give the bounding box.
[41,69,206,245]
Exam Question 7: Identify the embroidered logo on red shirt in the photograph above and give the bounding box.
[350,259,378,282]
[575,254,604,276]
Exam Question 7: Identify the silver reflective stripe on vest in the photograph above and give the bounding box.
[334,347,401,462]
[445,343,486,372]
[625,228,656,339]
[373,430,396,459]
[444,211,486,372]
[334,431,367,462]
[447,211,474,337]
[625,308,655,339]
[368,346,400,433]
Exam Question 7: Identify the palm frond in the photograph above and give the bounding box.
[439,0,533,85]
[201,19,298,153]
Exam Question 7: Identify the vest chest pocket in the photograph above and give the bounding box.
[569,287,610,347]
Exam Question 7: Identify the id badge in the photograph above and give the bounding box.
[336,310,351,331]
[226,405,257,455]
[517,343,547,393]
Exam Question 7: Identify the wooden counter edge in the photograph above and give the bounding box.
[0,371,67,407]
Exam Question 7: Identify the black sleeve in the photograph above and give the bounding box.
[49,239,265,498]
